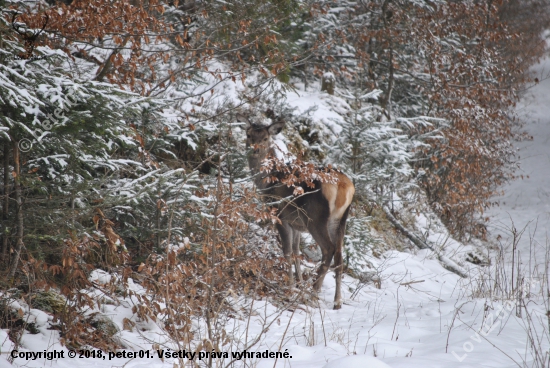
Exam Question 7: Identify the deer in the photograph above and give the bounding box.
[239,111,355,310]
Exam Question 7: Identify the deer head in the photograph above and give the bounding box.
[237,110,285,175]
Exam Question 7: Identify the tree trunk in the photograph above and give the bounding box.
[8,141,24,279]
[94,35,130,82]
[321,73,335,95]
[1,141,9,262]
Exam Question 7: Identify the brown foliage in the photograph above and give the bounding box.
[409,0,546,237]
[126,181,299,349]
[8,180,299,350]
[6,0,298,95]
[9,0,171,91]
[261,155,341,192]
[7,228,125,350]
[311,0,548,238]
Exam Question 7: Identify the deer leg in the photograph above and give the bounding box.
[313,246,333,293]
[332,207,351,310]
[308,225,335,293]
[333,247,343,309]
[276,222,295,285]
[292,229,302,282]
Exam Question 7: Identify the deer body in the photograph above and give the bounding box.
[242,114,354,310]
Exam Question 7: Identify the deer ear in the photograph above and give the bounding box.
[268,120,285,136]
[236,113,251,128]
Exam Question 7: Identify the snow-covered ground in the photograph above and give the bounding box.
[2,240,545,368]
[487,57,550,265]
[2,60,550,368]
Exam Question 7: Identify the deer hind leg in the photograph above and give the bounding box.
[276,222,295,285]
[308,224,336,293]
[292,229,302,282]
[333,247,343,309]
[331,207,351,310]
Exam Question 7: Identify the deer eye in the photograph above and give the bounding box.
[263,138,268,142]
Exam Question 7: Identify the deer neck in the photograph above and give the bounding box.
[249,146,277,190]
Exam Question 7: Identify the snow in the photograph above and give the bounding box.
[286,86,347,135]
[322,355,392,368]
[90,269,112,285]
[7,236,546,368]
[487,57,550,262]
[271,136,291,160]
[322,72,335,82]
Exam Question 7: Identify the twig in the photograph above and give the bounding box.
[446,302,467,353]
[273,308,295,368]
[400,279,425,286]
[456,316,522,367]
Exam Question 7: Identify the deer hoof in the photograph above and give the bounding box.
[333,302,342,310]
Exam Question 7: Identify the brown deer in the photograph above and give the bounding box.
[239,111,355,309]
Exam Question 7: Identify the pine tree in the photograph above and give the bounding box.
[332,89,412,203]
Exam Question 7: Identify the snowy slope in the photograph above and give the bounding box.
[2,244,546,368]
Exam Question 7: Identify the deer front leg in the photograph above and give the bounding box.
[285,254,295,285]
[292,229,302,282]
[276,222,295,285]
